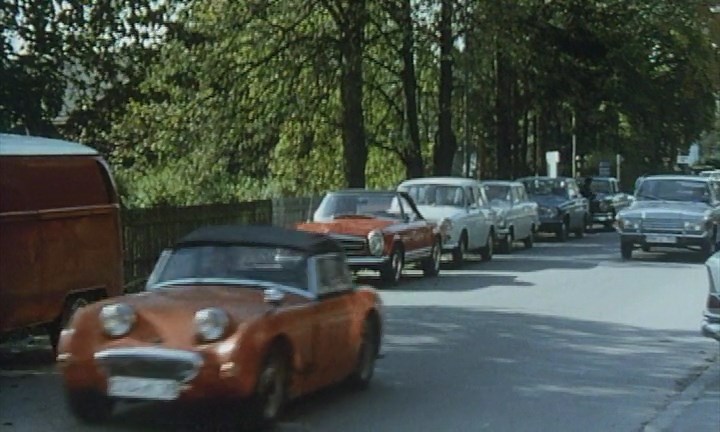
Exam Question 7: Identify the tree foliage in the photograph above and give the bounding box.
[2,0,717,205]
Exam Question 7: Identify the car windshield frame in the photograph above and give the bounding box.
[520,178,569,198]
[636,178,714,203]
[589,179,612,194]
[313,191,409,221]
[483,184,512,202]
[402,184,468,207]
[148,244,310,291]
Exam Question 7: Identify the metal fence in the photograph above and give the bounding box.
[121,196,322,292]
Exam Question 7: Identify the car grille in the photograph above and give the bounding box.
[642,219,683,234]
[95,347,202,383]
[329,234,368,256]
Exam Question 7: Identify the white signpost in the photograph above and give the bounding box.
[546,151,560,178]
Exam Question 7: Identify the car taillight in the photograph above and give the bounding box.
[707,294,720,310]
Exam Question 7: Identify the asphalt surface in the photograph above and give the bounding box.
[1,229,718,432]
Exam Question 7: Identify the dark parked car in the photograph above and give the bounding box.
[518,176,590,241]
[702,251,720,342]
[580,176,633,229]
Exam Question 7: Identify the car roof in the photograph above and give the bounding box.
[516,176,572,181]
[0,133,99,156]
[330,189,397,195]
[399,176,480,187]
[641,175,709,183]
[581,176,616,181]
[480,180,522,186]
[175,225,344,255]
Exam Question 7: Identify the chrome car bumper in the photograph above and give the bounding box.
[95,347,203,383]
[619,232,711,247]
[702,312,720,341]
[592,212,614,222]
[346,255,390,268]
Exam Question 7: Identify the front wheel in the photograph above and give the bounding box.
[380,246,404,285]
[523,230,534,249]
[421,238,442,277]
[621,241,633,260]
[556,222,568,242]
[498,231,513,254]
[247,347,290,428]
[480,231,494,262]
[452,232,468,267]
[574,217,586,238]
[66,390,114,424]
[348,318,379,390]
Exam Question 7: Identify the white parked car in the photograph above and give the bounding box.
[398,177,497,266]
[481,180,540,253]
[702,251,720,342]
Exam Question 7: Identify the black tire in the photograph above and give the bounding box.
[452,232,468,267]
[621,241,633,260]
[523,230,534,249]
[380,246,404,285]
[49,296,90,354]
[66,390,114,424]
[421,238,442,277]
[348,318,379,390]
[498,230,513,254]
[556,222,568,242]
[574,217,586,238]
[247,346,290,429]
[701,231,718,259]
[480,230,494,262]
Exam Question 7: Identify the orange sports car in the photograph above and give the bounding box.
[297,189,443,285]
[56,225,383,428]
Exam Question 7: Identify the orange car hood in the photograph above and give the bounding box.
[109,285,305,325]
[297,218,394,237]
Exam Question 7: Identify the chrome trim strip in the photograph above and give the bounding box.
[150,278,315,300]
[405,246,432,260]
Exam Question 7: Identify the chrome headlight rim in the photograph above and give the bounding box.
[684,220,707,232]
[617,217,641,230]
[367,229,385,257]
[439,217,453,235]
[195,307,230,343]
[100,303,136,338]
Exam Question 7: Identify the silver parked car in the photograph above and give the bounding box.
[482,180,540,253]
[702,251,720,342]
[616,175,720,259]
[398,177,497,266]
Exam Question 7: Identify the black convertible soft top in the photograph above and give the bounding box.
[175,225,343,255]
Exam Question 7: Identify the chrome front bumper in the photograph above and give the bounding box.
[346,256,390,267]
[94,347,203,383]
[592,212,614,222]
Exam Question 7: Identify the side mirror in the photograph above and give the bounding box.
[263,288,285,307]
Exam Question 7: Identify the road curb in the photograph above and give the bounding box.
[641,353,719,432]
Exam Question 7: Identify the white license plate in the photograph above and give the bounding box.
[645,235,676,244]
[107,376,180,400]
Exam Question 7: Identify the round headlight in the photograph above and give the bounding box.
[368,230,385,256]
[684,221,704,232]
[195,308,229,342]
[100,303,136,338]
[439,217,453,234]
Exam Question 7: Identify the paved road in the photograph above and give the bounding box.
[1,230,718,431]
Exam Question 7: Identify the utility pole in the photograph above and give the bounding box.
[571,111,577,178]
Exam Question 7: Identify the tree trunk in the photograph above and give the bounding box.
[337,0,368,188]
[398,0,423,179]
[433,0,456,176]
[495,49,512,179]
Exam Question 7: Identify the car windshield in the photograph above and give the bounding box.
[636,179,712,203]
[521,179,568,198]
[590,180,612,194]
[313,192,403,221]
[150,245,308,290]
[483,184,511,202]
[403,184,465,207]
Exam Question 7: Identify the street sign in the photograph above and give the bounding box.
[546,151,560,178]
[676,155,690,165]
[598,161,611,177]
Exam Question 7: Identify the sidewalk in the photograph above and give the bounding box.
[644,353,720,432]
